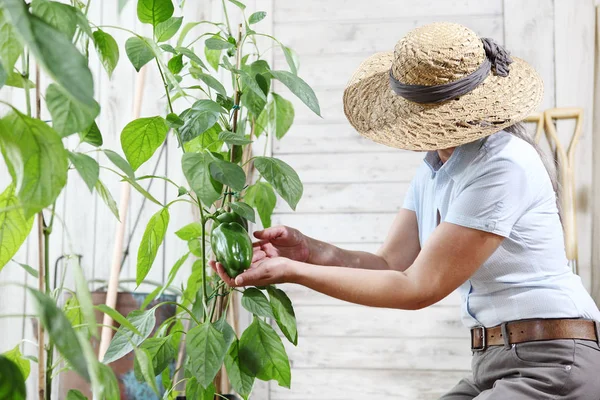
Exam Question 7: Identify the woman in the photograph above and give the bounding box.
[212,22,600,399]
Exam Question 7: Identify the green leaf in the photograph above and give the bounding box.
[160,43,176,53]
[168,53,184,74]
[66,389,87,400]
[93,29,119,78]
[190,69,226,96]
[224,340,254,398]
[95,180,120,221]
[179,100,223,142]
[0,63,7,88]
[281,45,299,75]
[67,151,99,192]
[213,317,236,350]
[46,83,100,137]
[269,70,320,116]
[175,222,203,240]
[186,322,228,387]
[74,8,93,38]
[0,111,68,218]
[205,37,234,50]
[241,287,274,318]
[204,40,221,71]
[159,252,189,299]
[0,8,23,72]
[95,304,142,336]
[230,202,255,223]
[133,347,159,395]
[73,258,98,338]
[137,0,174,26]
[120,116,168,171]
[183,122,222,152]
[239,317,291,388]
[63,296,83,327]
[2,0,95,107]
[244,182,276,228]
[28,288,90,380]
[0,355,26,400]
[12,260,38,278]
[121,175,162,206]
[125,36,155,72]
[237,69,267,101]
[31,0,78,39]
[103,309,156,364]
[166,112,184,129]
[248,11,266,24]
[227,0,246,9]
[181,152,222,206]
[257,93,294,139]
[186,378,215,400]
[96,363,120,399]
[141,336,176,374]
[209,158,246,191]
[218,130,252,145]
[253,157,303,210]
[267,286,297,345]
[176,47,207,69]
[0,184,33,271]
[136,207,170,285]
[155,16,182,41]
[2,345,30,380]
[103,149,135,179]
[4,71,34,88]
[79,122,103,147]
[65,389,88,400]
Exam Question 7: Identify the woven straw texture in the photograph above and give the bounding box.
[343,22,544,151]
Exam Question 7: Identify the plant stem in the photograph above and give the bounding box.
[199,207,208,318]
[221,0,232,36]
[155,59,185,150]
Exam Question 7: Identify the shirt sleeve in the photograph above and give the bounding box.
[445,158,531,237]
[402,176,418,212]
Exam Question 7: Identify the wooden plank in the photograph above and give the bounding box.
[503,0,555,111]
[273,0,502,22]
[276,182,409,213]
[272,213,397,243]
[273,123,395,154]
[280,284,462,307]
[593,5,600,305]
[293,305,466,338]
[273,15,503,56]
[554,0,595,290]
[276,152,423,184]
[270,369,469,400]
[284,337,471,370]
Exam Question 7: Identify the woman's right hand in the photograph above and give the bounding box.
[252,225,311,264]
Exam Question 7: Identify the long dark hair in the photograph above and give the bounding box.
[503,122,561,215]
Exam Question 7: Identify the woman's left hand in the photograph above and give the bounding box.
[210,257,297,287]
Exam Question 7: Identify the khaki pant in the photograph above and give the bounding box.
[440,339,600,399]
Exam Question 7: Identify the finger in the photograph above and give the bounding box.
[253,226,286,241]
[208,260,218,273]
[252,239,271,248]
[215,262,236,287]
[251,250,266,263]
[234,265,267,286]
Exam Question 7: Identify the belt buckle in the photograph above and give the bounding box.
[471,325,487,352]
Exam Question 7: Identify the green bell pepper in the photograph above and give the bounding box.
[211,222,253,278]
[215,211,248,231]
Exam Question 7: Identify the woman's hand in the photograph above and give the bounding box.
[210,257,297,287]
[252,225,310,264]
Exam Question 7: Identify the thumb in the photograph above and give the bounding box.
[253,226,285,240]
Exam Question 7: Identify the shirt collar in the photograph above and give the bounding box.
[424,137,487,178]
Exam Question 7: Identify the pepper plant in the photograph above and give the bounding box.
[0,0,319,399]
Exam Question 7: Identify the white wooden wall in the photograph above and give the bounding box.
[0,0,597,399]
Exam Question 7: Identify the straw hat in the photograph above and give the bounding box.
[343,22,543,151]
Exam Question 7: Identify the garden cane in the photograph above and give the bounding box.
[97,66,148,362]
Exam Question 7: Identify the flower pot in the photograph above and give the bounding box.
[57,290,177,399]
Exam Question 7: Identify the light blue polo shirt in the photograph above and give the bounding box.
[403,130,600,328]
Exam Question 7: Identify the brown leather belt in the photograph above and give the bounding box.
[470,318,600,351]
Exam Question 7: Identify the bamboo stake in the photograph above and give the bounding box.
[97,66,148,361]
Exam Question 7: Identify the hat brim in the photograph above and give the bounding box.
[343,52,544,151]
